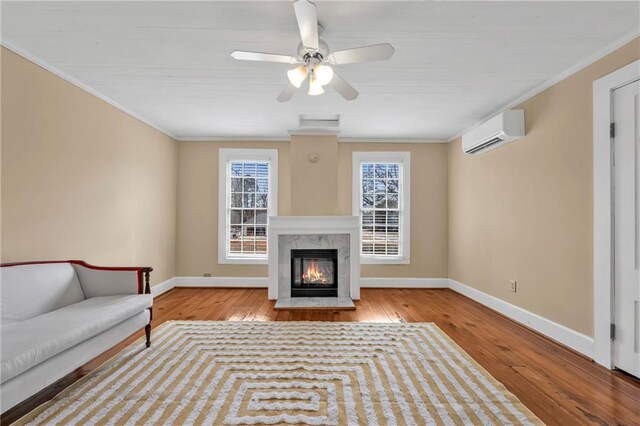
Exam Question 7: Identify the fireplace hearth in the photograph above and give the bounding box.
[291,249,338,298]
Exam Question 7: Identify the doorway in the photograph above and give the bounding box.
[593,59,640,371]
[612,79,640,378]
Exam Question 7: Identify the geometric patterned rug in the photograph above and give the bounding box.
[15,321,543,425]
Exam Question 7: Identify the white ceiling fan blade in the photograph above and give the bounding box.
[327,43,395,65]
[231,51,299,64]
[293,0,319,52]
[328,72,358,101]
[277,83,298,102]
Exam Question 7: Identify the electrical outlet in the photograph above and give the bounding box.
[204,273,211,277]
[510,280,517,293]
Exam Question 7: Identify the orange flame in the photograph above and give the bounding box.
[302,260,328,284]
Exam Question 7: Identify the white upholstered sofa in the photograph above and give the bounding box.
[0,260,153,413]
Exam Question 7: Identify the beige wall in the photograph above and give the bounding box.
[290,135,339,216]
[448,38,640,336]
[1,48,178,285]
[176,141,291,277]
[338,143,449,278]
[176,138,449,278]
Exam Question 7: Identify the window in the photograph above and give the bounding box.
[352,152,410,264]
[219,149,278,264]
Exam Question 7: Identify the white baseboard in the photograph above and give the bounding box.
[360,277,449,288]
[150,277,177,297]
[173,276,269,288]
[448,279,594,358]
[150,276,268,295]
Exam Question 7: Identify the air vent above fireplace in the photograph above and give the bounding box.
[298,114,340,129]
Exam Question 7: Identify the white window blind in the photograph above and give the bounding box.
[228,161,269,257]
[352,151,410,264]
[219,148,278,264]
[360,162,402,256]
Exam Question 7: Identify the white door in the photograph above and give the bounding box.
[613,79,640,378]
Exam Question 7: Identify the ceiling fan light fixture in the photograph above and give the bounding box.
[231,0,393,101]
[308,75,325,96]
[313,64,334,86]
[287,65,308,88]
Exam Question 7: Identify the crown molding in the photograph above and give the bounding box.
[288,129,341,136]
[176,136,291,142]
[446,27,640,143]
[339,137,446,144]
[1,41,178,140]
[178,135,448,144]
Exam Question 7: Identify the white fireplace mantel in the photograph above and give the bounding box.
[268,216,361,300]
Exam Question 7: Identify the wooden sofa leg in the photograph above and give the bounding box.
[145,324,151,348]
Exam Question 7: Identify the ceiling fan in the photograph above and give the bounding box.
[230,0,395,102]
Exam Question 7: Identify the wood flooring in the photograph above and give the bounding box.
[2,288,639,425]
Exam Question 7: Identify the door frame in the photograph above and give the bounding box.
[593,59,640,368]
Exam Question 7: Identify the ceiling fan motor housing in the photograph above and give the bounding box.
[298,39,330,61]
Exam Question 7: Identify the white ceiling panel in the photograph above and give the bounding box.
[2,1,638,140]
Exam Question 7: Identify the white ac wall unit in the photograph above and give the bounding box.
[462,110,525,155]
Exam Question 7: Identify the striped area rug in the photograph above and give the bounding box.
[16,321,542,425]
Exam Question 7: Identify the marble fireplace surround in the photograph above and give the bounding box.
[267,216,361,300]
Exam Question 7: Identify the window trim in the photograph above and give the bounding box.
[218,148,278,264]
[352,151,411,264]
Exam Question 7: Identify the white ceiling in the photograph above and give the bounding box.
[2,1,639,141]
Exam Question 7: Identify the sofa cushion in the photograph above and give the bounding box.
[0,294,152,383]
[1,263,86,324]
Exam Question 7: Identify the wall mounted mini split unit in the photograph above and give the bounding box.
[462,110,525,155]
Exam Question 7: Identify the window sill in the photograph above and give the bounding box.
[218,256,268,265]
[360,256,410,265]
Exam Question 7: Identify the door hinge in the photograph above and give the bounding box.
[610,323,616,340]
[610,122,616,139]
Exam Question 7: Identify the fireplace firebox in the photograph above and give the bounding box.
[291,249,338,297]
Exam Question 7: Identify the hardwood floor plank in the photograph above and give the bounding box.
[2,288,638,426]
